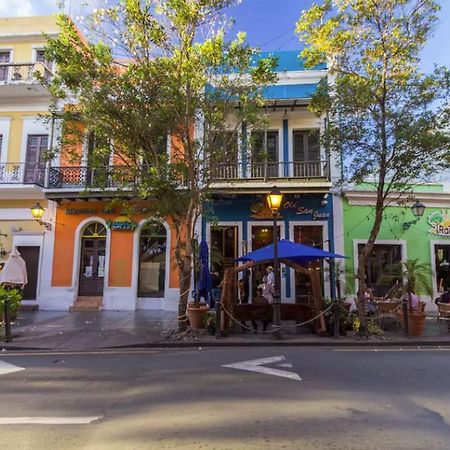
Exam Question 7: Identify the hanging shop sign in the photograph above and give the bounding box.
[106,216,137,231]
[427,211,450,237]
[282,201,330,221]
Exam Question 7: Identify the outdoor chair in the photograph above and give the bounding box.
[437,302,450,321]
[376,300,400,330]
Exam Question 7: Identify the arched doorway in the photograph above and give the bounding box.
[138,222,167,297]
[78,222,107,296]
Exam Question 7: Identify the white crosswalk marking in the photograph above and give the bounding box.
[0,417,101,425]
[0,359,25,376]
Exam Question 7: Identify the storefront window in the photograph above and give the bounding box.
[435,244,450,292]
[210,226,238,274]
[358,244,401,297]
[138,222,167,297]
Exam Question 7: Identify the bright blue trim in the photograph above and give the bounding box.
[283,119,289,176]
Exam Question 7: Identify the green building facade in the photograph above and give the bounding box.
[338,183,450,307]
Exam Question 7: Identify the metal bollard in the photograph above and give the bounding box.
[215,300,221,338]
[333,298,340,337]
[4,299,12,343]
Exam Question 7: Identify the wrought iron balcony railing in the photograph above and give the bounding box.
[0,160,329,191]
[0,62,52,84]
[209,160,329,181]
[48,165,138,189]
[0,162,45,185]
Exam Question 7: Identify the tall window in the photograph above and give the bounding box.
[138,222,167,297]
[251,130,279,177]
[251,130,278,162]
[293,130,320,162]
[358,244,402,297]
[24,135,48,184]
[0,51,11,81]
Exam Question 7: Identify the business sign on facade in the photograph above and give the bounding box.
[106,216,137,231]
[427,211,450,237]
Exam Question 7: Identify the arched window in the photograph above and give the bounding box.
[82,222,107,238]
[138,222,167,297]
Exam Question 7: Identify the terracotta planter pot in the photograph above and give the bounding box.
[397,310,426,337]
[187,303,209,329]
[408,311,426,337]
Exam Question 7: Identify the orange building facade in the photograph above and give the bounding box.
[42,200,181,310]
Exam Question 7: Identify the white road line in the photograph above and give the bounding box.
[333,347,450,352]
[0,350,160,357]
[0,416,102,425]
[222,355,302,381]
[0,360,25,376]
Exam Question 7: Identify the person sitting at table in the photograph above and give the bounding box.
[401,291,421,310]
[435,289,450,305]
[364,286,377,316]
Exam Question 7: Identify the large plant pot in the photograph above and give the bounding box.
[397,310,426,337]
[187,303,209,329]
[408,311,426,337]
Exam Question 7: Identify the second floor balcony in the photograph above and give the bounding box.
[0,62,53,97]
[0,158,331,198]
[210,160,329,181]
[0,162,45,186]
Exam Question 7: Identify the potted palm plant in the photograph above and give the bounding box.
[382,259,432,336]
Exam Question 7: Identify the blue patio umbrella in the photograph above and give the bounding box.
[198,240,212,303]
[237,239,346,265]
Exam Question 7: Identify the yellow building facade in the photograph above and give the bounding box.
[0,17,58,303]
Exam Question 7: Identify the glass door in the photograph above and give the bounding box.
[293,226,323,304]
[250,225,280,298]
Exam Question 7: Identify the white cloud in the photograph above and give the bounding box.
[0,0,58,17]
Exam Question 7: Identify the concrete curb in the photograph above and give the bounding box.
[2,339,450,352]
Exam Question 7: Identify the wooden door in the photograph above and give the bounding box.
[17,246,40,300]
[78,237,106,296]
[24,135,48,184]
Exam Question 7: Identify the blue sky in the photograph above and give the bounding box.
[2,0,449,71]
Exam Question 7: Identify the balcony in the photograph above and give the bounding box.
[48,166,137,190]
[210,160,329,180]
[0,162,45,186]
[0,62,52,97]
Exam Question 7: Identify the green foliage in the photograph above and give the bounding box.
[0,286,23,316]
[380,258,433,297]
[352,316,384,336]
[297,0,450,191]
[45,0,276,326]
[297,1,450,335]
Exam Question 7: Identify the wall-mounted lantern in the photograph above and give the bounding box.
[30,203,52,231]
[403,200,426,231]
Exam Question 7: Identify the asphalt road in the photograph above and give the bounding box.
[0,346,450,450]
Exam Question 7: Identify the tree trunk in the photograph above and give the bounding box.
[178,258,192,331]
[356,194,385,337]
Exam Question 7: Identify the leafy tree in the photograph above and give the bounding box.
[297,0,450,335]
[45,0,276,328]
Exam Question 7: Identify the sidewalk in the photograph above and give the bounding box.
[1,310,450,351]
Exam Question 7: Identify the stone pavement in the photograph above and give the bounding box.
[1,310,450,351]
